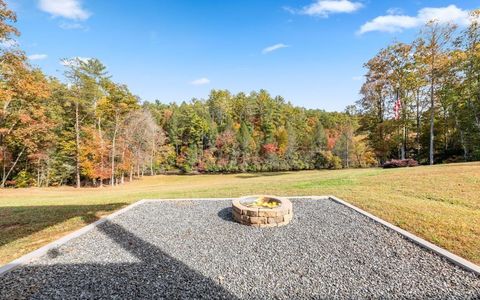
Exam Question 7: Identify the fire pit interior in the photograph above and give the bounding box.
[232,195,293,227]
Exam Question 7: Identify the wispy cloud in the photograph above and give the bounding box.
[386,7,404,15]
[262,43,289,54]
[190,77,210,86]
[286,0,363,17]
[61,56,92,67]
[359,5,473,34]
[28,54,48,60]
[38,0,91,20]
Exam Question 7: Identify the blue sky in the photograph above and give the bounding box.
[6,0,480,111]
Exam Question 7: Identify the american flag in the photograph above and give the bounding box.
[394,97,402,120]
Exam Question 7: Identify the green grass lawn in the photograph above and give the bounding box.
[1,162,479,265]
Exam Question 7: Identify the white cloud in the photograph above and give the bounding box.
[38,0,91,20]
[190,78,210,86]
[288,0,363,17]
[28,54,48,60]
[61,56,91,67]
[359,5,472,34]
[262,43,289,54]
[359,15,418,34]
[417,6,470,26]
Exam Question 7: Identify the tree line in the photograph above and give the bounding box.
[1,1,479,188]
[145,91,375,175]
[0,1,375,188]
[357,11,480,165]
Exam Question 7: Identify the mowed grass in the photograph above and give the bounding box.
[1,162,479,265]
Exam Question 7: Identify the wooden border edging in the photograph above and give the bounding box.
[1,196,478,277]
[327,195,480,276]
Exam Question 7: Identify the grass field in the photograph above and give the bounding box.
[1,162,479,266]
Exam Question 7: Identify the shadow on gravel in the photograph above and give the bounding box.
[0,221,238,299]
[217,207,235,223]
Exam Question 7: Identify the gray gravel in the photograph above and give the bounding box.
[1,198,479,299]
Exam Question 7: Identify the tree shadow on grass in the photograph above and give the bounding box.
[0,203,127,248]
[0,220,239,299]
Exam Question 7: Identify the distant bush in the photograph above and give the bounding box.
[382,159,419,168]
[314,151,342,170]
[443,156,467,164]
[13,171,35,188]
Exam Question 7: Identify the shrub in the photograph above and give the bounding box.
[382,159,419,168]
[13,170,35,188]
[314,151,342,170]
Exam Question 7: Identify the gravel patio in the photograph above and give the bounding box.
[1,198,479,299]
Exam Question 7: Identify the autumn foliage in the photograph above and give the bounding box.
[5,2,480,188]
[357,12,480,165]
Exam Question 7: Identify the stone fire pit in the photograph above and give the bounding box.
[232,195,293,227]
